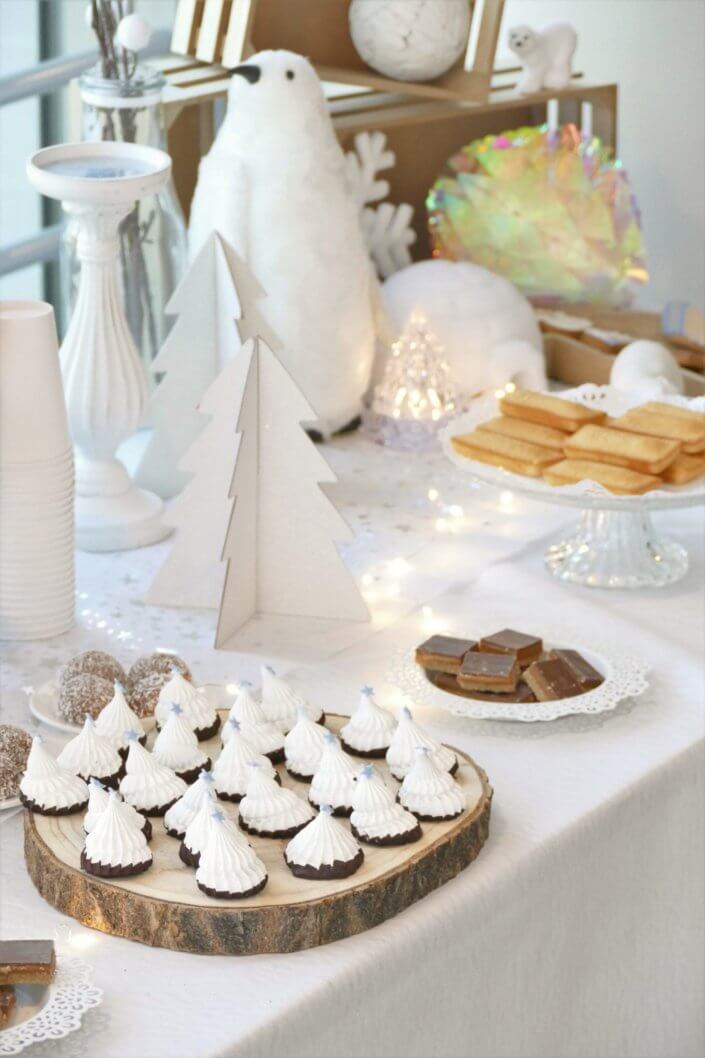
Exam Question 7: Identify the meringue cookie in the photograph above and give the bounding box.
[94,682,146,754]
[81,789,152,878]
[155,670,220,740]
[399,747,466,821]
[238,763,314,839]
[309,732,357,816]
[284,708,328,781]
[119,732,186,816]
[85,779,152,840]
[164,770,217,838]
[152,704,211,783]
[57,716,123,786]
[260,665,324,731]
[386,706,457,780]
[340,687,397,757]
[196,808,268,899]
[212,719,277,802]
[285,804,363,879]
[224,685,285,763]
[19,737,88,815]
[350,765,421,846]
[180,795,229,867]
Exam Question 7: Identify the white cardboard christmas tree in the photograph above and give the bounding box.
[215,338,370,646]
[135,231,280,499]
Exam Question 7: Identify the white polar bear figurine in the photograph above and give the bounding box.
[507,23,577,94]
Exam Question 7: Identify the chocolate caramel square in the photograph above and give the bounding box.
[548,649,603,691]
[415,635,476,674]
[457,652,520,692]
[478,629,543,666]
[430,670,536,703]
[0,941,55,985]
[523,658,583,701]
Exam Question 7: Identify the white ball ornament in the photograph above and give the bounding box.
[381,259,546,397]
[116,12,153,53]
[610,340,684,399]
[349,0,471,82]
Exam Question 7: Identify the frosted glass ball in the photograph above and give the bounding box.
[349,0,471,82]
[116,13,153,53]
[382,260,545,397]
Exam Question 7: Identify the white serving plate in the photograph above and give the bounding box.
[0,956,102,1056]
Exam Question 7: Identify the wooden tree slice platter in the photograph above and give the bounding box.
[24,714,492,955]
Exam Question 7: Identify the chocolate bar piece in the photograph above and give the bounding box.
[0,985,15,1027]
[548,649,603,691]
[0,941,56,985]
[478,629,543,666]
[457,652,520,692]
[430,670,536,703]
[523,658,584,701]
[415,635,476,674]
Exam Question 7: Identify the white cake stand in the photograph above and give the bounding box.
[441,385,705,589]
[27,142,173,552]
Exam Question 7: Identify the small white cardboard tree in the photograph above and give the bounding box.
[135,231,279,499]
[215,338,370,647]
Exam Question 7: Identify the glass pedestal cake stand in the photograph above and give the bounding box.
[441,386,705,589]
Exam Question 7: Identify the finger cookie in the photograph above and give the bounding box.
[476,416,568,452]
[610,408,705,454]
[563,424,680,475]
[543,459,661,495]
[499,389,605,432]
[451,431,561,477]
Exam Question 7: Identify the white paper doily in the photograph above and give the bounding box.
[0,957,102,1056]
[441,385,705,511]
[387,640,649,723]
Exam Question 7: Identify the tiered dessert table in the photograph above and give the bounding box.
[1,434,703,1058]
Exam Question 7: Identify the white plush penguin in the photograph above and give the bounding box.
[189,50,376,435]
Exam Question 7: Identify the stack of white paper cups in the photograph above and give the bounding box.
[0,301,75,639]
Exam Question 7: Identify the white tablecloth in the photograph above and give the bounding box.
[1,436,703,1058]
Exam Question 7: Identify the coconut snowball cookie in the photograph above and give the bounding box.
[308,732,358,816]
[60,650,126,688]
[285,804,364,880]
[350,765,422,846]
[119,731,187,816]
[57,673,114,725]
[284,707,328,782]
[224,685,285,764]
[19,737,88,816]
[56,716,123,787]
[85,779,152,840]
[81,789,153,879]
[180,795,229,867]
[238,763,315,839]
[212,719,279,803]
[127,652,191,688]
[386,706,458,780]
[398,747,466,821]
[259,665,324,731]
[154,670,220,741]
[164,769,217,839]
[340,687,397,758]
[127,672,171,718]
[196,809,268,900]
[152,704,211,784]
[0,724,33,801]
[94,682,146,756]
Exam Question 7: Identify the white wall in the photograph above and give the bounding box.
[501,0,705,311]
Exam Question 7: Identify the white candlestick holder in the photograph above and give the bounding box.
[27,142,173,551]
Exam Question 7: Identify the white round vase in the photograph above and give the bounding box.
[349,0,471,82]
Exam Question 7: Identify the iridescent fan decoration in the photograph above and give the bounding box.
[427,123,648,307]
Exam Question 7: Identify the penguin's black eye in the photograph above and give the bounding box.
[286,70,294,80]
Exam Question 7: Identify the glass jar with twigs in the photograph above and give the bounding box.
[60,0,187,372]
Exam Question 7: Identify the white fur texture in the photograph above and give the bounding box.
[507,23,577,94]
[381,260,546,397]
[610,340,684,399]
[189,50,375,435]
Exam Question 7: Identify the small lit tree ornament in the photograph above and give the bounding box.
[364,313,460,449]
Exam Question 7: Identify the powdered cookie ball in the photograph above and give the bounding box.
[128,673,170,719]
[0,724,33,801]
[58,674,114,725]
[60,650,126,688]
[127,653,191,688]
